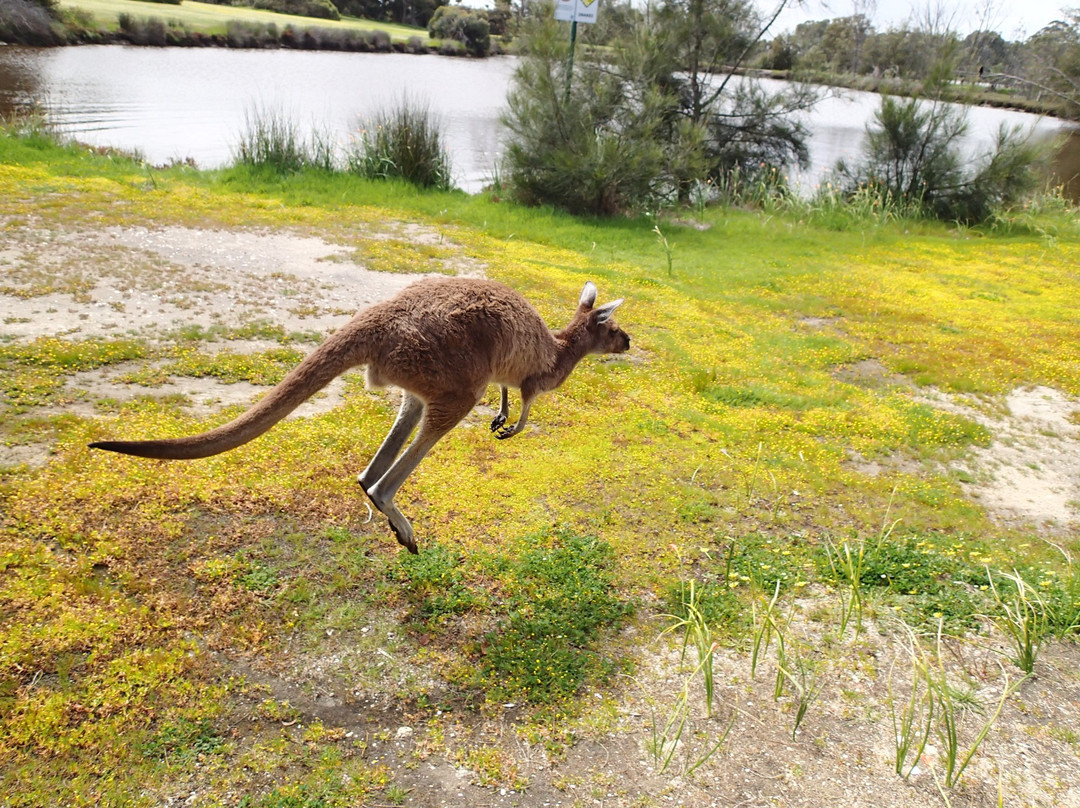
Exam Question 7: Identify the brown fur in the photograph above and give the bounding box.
[90,277,630,552]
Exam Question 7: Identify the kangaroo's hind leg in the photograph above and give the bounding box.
[364,394,476,554]
[358,391,424,491]
[489,386,510,433]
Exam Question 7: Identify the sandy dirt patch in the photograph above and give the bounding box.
[0,225,428,342]
[924,386,1080,530]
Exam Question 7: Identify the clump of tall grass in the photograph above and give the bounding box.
[346,99,453,191]
[833,96,1045,225]
[225,20,279,48]
[889,621,1023,789]
[986,567,1053,673]
[233,106,336,174]
[822,492,900,639]
[663,580,719,717]
[986,183,1080,242]
[802,177,926,229]
[0,103,56,142]
[0,0,62,45]
[713,164,793,212]
[1044,541,1080,639]
[280,25,391,52]
[648,579,736,775]
[117,13,169,46]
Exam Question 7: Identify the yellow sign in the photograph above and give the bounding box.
[555,0,599,24]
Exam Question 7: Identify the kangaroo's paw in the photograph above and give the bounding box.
[490,412,507,432]
[494,424,520,440]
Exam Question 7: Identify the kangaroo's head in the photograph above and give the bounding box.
[574,281,630,355]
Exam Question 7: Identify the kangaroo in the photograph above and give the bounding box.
[90,277,630,553]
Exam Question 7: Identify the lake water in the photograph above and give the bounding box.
[0,45,1068,194]
[0,45,516,191]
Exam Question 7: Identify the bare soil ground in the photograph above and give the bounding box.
[2,224,1078,808]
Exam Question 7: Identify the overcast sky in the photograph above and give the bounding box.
[763,0,1070,38]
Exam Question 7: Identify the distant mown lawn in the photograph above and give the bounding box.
[58,0,424,38]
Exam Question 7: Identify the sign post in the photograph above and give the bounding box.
[554,0,599,101]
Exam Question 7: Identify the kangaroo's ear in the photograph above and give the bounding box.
[593,298,623,323]
[579,281,598,309]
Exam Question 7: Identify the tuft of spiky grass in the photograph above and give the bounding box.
[823,493,899,639]
[662,579,718,716]
[653,224,674,278]
[1,103,56,143]
[783,645,822,740]
[346,98,453,191]
[888,630,935,779]
[986,567,1051,674]
[889,620,1024,788]
[233,106,335,174]
[750,579,785,679]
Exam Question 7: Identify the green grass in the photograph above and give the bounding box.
[1,123,1079,804]
[58,0,423,39]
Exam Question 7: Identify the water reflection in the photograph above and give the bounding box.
[0,47,42,117]
[1051,131,1080,198]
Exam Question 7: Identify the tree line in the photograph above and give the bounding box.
[760,10,1080,118]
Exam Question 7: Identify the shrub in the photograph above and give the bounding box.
[117,13,168,45]
[704,80,811,190]
[0,0,59,44]
[225,20,278,48]
[836,96,1045,224]
[437,38,464,56]
[428,5,490,56]
[501,16,680,215]
[251,0,340,20]
[371,29,390,51]
[346,98,452,190]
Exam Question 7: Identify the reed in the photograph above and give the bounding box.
[232,105,337,174]
[346,99,453,191]
[986,567,1050,673]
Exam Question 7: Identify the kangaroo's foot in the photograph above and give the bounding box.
[388,517,418,554]
[360,479,418,554]
[493,422,521,440]
[489,412,507,432]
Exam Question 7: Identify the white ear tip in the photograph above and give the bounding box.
[580,281,598,307]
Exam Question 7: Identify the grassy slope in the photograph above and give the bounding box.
[1,132,1078,805]
[58,0,424,38]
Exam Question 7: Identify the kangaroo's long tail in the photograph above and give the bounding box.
[90,320,367,460]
